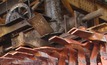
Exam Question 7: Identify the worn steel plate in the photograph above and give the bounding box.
[88,23,107,34]
[29,13,53,36]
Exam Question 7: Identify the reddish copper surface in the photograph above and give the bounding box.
[1,27,107,65]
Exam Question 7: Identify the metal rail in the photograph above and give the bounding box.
[65,0,107,21]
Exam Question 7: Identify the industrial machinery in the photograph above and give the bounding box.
[0,0,107,65]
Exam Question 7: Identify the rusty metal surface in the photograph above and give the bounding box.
[0,32,106,65]
[68,27,107,42]
[0,0,34,16]
[29,13,53,36]
[11,32,50,49]
[0,20,30,38]
[5,3,32,24]
[0,37,107,65]
[65,0,107,21]
[82,8,103,21]
[0,47,56,65]
[1,0,107,65]
[88,23,107,34]
[0,13,53,55]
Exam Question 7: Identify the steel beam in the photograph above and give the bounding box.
[66,0,107,21]
[0,20,30,37]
